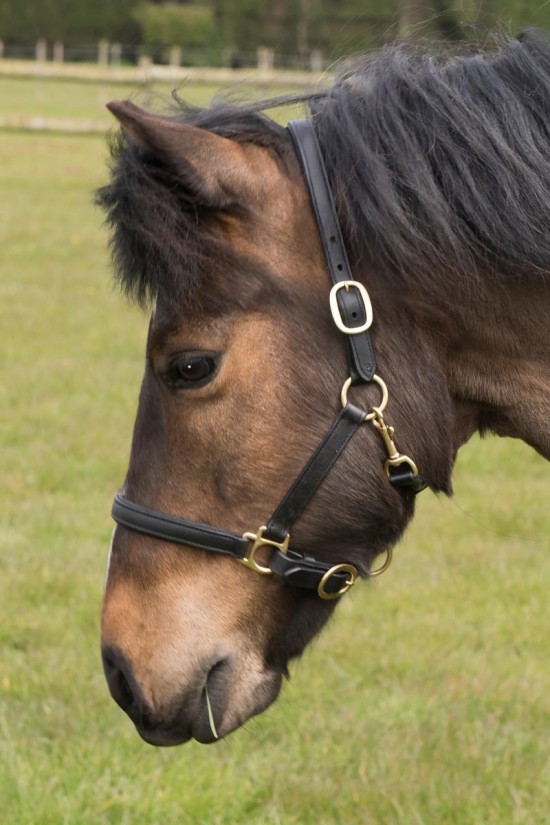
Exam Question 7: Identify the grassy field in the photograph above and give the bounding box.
[0,77,549,824]
[0,75,222,121]
[0,75,297,126]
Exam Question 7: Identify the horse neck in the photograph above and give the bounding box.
[401,271,550,460]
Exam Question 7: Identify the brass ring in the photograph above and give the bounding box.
[369,547,393,577]
[340,374,388,421]
[317,563,357,600]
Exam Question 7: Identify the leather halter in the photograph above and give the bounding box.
[111,119,426,600]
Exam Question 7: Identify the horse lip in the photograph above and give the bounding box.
[134,704,224,747]
[135,664,284,747]
[134,679,228,747]
[190,712,225,745]
[192,667,284,744]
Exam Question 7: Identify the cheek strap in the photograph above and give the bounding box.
[112,404,366,598]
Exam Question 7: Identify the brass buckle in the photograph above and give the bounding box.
[317,563,357,600]
[329,281,373,335]
[240,527,290,575]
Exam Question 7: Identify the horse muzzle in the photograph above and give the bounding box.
[101,643,282,745]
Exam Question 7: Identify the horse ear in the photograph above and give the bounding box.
[107,100,249,207]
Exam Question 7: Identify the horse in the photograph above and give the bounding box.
[98,30,550,746]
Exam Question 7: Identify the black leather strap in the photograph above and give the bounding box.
[110,116,425,600]
[112,493,249,558]
[111,403,369,593]
[270,549,352,594]
[288,119,425,494]
[389,467,428,493]
[112,493,354,594]
[288,119,377,383]
[265,403,366,543]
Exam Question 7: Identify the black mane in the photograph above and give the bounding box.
[97,29,550,305]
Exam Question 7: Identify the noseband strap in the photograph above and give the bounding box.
[112,493,249,558]
[111,119,426,599]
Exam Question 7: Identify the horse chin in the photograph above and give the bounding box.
[136,726,192,748]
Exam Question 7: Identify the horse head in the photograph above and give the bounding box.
[98,35,550,745]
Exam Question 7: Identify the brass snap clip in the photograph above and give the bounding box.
[240,527,290,575]
[370,407,420,479]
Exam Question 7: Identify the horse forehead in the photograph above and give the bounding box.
[242,142,312,221]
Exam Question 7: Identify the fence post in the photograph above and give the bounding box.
[169,46,181,67]
[98,39,109,66]
[36,39,47,63]
[257,46,274,75]
[310,49,323,72]
[110,43,122,67]
[53,41,64,63]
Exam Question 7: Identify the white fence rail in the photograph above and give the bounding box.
[0,40,329,74]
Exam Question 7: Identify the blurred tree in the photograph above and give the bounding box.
[399,1,438,38]
[397,0,463,40]
[212,0,279,52]
[132,3,220,50]
[311,0,397,54]
[0,0,549,55]
[212,0,394,55]
[0,0,139,45]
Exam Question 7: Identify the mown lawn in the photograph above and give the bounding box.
[0,75,221,122]
[0,94,549,824]
[0,75,296,124]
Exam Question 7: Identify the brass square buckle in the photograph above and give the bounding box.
[240,527,290,575]
[329,281,373,335]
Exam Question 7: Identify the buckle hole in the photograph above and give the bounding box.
[337,263,343,271]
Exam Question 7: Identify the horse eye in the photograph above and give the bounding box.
[162,354,218,389]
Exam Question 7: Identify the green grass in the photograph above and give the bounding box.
[1,100,549,823]
[0,75,299,124]
[0,75,221,121]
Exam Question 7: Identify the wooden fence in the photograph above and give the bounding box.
[0,39,326,76]
[0,45,329,134]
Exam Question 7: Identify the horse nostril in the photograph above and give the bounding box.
[204,657,231,710]
[101,645,143,723]
[209,657,228,676]
[116,668,135,710]
[207,657,230,686]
